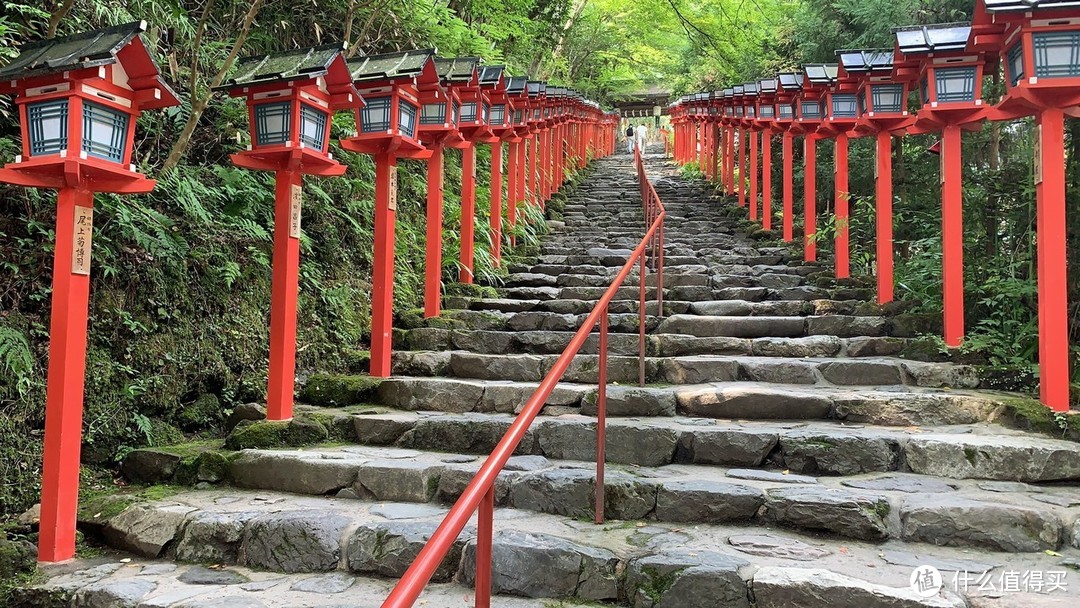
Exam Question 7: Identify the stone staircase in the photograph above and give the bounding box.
[17,149,1080,608]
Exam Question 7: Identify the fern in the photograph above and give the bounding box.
[0,326,33,397]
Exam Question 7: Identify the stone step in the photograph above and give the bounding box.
[121,439,1080,553]
[400,327,954,362]
[372,377,1004,426]
[53,486,1080,606]
[453,297,916,320]
[16,557,558,608]
[425,308,936,340]
[335,411,1080,483]
[391,350,980,390]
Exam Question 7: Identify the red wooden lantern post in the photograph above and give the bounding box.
[342,49,438,377]
[722,89,736,195]
[417,57,472,319]
[775,73,802,242]
[706,95,721,181]
[973,0,1080,411]
[810,62,860,278]
[504,77,529,246]
[742,83,760,220]
[448,59,498,284]
[843,49,913,304]
[894,23,988,347]
[791,66,829,263]
[480,66,510,264]
[674,99,688,163]
[221,45,362,420]
[756,78,778,230]
[0,22,180,562]
[732,86,748,208]
[525,82,546,213]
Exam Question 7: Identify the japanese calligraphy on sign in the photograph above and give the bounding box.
[1034,124,1043,185]
[289,184,302,239]
[388,164,398,212]
[72,205,93,275]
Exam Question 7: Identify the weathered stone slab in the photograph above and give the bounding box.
[677,426,778,466]
[655,479,763,523]
[751,336,842,357]
[904,435,1080,482]
[230,451,362,495]
[658,357,741,384]
[345,521,462,582]
[841,475,957,494]
[658,315,805,338]
[240,510,351,573]
[752,567,964,608]
[727,534,831,561]
[351,460,442,503]
[104,504,196,558]
[763,487,891,541]
[461,531,619,600]
[625,552,752,608]
[677,385,833,420]
[900,495,1062,552]
[581,385,677,416]
[780,430,901,475]
[376,378,486,412]
[174,510,258,563]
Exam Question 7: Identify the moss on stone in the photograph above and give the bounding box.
[177,393,225,430]
[300,373,383,407]
[223,416,330,449]
[998,396,1080,443]
[445,283,499,299]
[148,419,185,447]
[639,565,686,603]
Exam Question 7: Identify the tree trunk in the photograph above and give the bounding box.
[162,0,265,172]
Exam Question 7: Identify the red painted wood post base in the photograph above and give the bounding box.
[941,125,964,347]
[1035,108,1070,411]
[762,131,772,231]
[528,136,538,214]
[490,142,503,265]
[834,133,850,279]
[460,145,477,284]
[804,135,817,262]
[749,130,759,222]
[424,146,445,319]
[738,127,747,208]
[710,123,720,181]
[875,131,894,304]
[370,153,398,377]
[38,187,94,563]
[266,169,303,420]
[782,132,793,242]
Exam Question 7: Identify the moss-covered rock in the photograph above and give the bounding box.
[224,416,329,450]
[177,393,225,430]
[299,374,383,407]
[0,537,35,580]
[974,364,1038,392]
[998,396,1080,443]
[444,283,499,299]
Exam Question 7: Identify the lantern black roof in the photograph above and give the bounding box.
[527,81,547,97]
[478,65,505,86]
[758,78,778,94]
[804,63,839,84]
[893,23,972,54]
[743,82,759,95]
[219,43,347,89]
[0,20,148,81]
[984,0,1080,10]
[778,72,804,90]
[836,49,895,73]
[348,48,436,82]
[434,57,479,83]
[506,77,528,95]
[733,85,745,95]
[722,88,734,98]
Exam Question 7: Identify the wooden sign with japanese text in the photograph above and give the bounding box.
[388,164,398,212]
[72,205,93,275]
[289,184,302,239]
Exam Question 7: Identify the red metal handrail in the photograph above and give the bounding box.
[381,148,665,608]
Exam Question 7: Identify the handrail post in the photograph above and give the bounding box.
[657,219,664,317]
[594,309,608,525]
[475,488,495,608]
[639,253,646,388]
